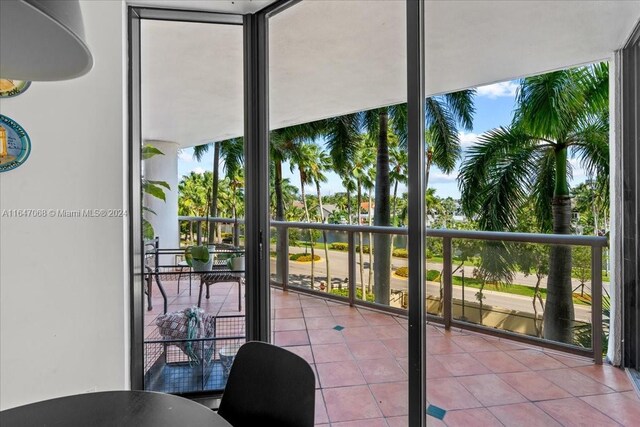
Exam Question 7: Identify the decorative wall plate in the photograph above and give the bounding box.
[0,114,31,172]
[0,79,31,98]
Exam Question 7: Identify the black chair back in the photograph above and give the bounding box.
[218,341,315,427]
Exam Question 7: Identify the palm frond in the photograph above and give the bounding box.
[192,143,211,162]
[443,89,476,131]
[458,126,539,230]
[570,112,609,179]
[514,70,584,140]
[325,113,360,172]
[388,103,408,146]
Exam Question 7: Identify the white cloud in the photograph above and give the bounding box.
[458,131,479,148]
[178,150,193,162]
[476,81,518,99]
[429,172,457,184]
[569,158,587,180]
[191,167,206,175]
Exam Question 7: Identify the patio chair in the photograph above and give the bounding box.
[218,342,315,427]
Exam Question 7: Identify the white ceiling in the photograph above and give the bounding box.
[140,0,640,148]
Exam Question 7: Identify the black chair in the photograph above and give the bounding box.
[218,341,315,427]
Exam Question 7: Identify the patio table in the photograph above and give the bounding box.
[0,391,231,427]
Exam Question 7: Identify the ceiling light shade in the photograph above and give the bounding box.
[0,0,93,81]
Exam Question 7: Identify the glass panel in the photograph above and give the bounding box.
[449,239,598,349]
[268,2,408,424]
[140,19,245,394]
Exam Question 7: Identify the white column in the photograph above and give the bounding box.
[143,140,180,253]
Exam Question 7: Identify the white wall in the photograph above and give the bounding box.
[0,0,128,409]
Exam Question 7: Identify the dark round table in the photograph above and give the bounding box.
[0,391,232,427]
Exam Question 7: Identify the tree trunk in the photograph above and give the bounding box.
[425,148,433,189]
[544,147,575,343]
[317,181,332,291]
[368,192,373,292]
[209,142,220,244]
[357,179,365,300]
[373,109,391,305]
[274,159,287,285]
[390,179,399,263]
[300,171,315,289]
[347,189,352,225]
[544,196,575,342]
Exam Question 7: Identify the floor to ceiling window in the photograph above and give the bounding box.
[131,9,247,395]
[266,1,416,423]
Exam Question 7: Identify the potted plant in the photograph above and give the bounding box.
[226,253,245,271]
[185,245,212,272]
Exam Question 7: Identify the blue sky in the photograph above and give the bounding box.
[177,80,587,199]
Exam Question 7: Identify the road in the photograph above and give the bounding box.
[270,246,596,323]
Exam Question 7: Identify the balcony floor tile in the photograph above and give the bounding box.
[143,284,639,426]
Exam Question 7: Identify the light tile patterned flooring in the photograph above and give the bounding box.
[145,279,640,426]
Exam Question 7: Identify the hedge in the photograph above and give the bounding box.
[395,267,440,281]
[329,242,349,251]
[290,253,321,262]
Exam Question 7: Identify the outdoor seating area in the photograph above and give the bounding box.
[143,277,638,426]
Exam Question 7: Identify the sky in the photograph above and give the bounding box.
[177,80,588,200]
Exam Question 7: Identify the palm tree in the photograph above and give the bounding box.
[389,144,408,227]
[289,141,317,288]
[360,90,475,305]
[459,63,609,343]
[307,145,334,290]
[193,137,244,243]
[178,171,212,244]
[352,136,375,299]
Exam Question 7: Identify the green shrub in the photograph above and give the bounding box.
[394,267,439,280]
[289,253,320,262]
[395,266,408,277]
[392,248,408,258]
[330,288,375,302]
[355,245,371,254]
[330,242,349,251]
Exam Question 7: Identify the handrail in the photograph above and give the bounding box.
[271,220,608,247]
[176,216,607,363]
[267,219,606,364]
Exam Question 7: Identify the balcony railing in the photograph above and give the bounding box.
[177,216,608,363]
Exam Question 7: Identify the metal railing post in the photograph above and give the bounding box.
[591,245,603,364]
[442,236,453,329]
[348,231,356,307]
[196,220,202,246]
[281,226,289,291]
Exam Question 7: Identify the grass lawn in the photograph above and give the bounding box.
[451,275,589,306]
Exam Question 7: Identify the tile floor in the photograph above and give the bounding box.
[144,278,640,426]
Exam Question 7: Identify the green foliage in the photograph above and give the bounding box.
[290,253,320,262]
[392,248,408,258]
[185,245,209,265]
[330,287,375,302]
[395,268,439,280]
[355,245,371,254]
[142,144,169,240]
[330,242,349,251]
[142,145,164,160]
[395,266,408,278]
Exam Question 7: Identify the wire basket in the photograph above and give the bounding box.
[144,314,245,394]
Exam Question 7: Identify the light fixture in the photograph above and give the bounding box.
[0,0,93,81]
